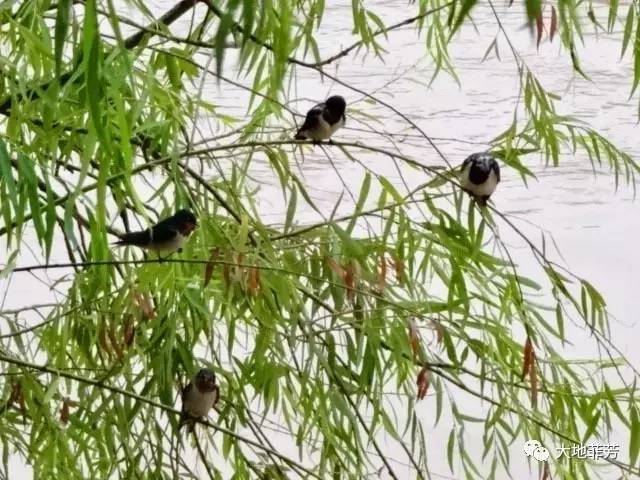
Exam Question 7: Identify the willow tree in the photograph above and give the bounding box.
[0,0,639,478]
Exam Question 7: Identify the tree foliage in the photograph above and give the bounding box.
[0,0,639,479]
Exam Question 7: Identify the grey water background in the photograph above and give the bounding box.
[1,0,638,478]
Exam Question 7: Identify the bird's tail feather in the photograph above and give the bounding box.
[112,230,150,247]
[179,411,195,433]
[477,196,489,207]
[178,383,195,433]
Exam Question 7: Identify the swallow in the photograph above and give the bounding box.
[295,95,346,143]
[113,209,197,256]
[179,368,219,433]
[459,153,501,206]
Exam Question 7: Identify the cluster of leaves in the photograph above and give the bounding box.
[0,0,639,479]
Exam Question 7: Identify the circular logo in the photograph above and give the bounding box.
[523,440,542,457]
[533,446,550,462]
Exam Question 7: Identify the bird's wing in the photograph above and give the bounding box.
[154,213,181,230]
[212,385,220,409]
[321,105,346,126]
[491,160,501,183]
[297,105,324,133]
[182,381,193,399]
[179,382,194,430]
[113,229,151,247]
[321,107,339,126]
[150,218,181,243]
[181,382,193,412]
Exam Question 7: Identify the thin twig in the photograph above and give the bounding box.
[312,2,455,67]
[0,353,321,479]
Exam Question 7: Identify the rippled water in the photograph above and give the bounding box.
[3,0,639,478]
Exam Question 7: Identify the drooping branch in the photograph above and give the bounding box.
[122,0,200,49]
[196,0,455,167]
[199,0,454,68]
[0,139,450,238]
[311,2,455,67]
[0,353,321,478]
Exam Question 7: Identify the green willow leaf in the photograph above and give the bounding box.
[284,184,297,233]
[632,23,640,97]
[54,0,71,79]
[17,153,45,242]
[346,172,371,234]
[450,0,477,38]
[622,6,635,59]
[630,407,640,466]
[0,139,17,210]
[215,0,241,76]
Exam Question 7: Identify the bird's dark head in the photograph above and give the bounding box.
[174,209,198,235]
[195,368,217,392]
[326,95,346,116]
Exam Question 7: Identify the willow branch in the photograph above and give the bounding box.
[196,0,454,167]
[0,138,452,239]
[0,0,200,115]
[0,353,321,479]
[123,0,200,49]
[0,157,167,237]
[192,434,216,480]
[312,2,455,67]
[199,0,452,68]
[183,139,445,175]
[430,366,640,476]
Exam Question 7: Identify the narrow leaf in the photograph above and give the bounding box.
[376,253,387,293]
[536,13,544,49]
[521,337,534,381]
[529,353,538,409]
[630,407,640,466]
[326,256,346,279]
[55,0,71,79]
[450,0,477,38]
[621,5,634,59]
[550,6,558,42]
[204,247,221,287]
[416,366,429,400]
[408,318,420,359]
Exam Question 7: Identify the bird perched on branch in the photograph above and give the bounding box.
[459,153,501,206]
[113,209,197,256]
[179,368,219,433]
[295,95,346,143]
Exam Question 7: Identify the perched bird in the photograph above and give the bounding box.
[179,368,219,433]
[113,209,197,256]
[459,153,501,206]
[295,95,346,143]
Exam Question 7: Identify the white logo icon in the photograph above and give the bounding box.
[533,446,550,462]
[523,440,549,462]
